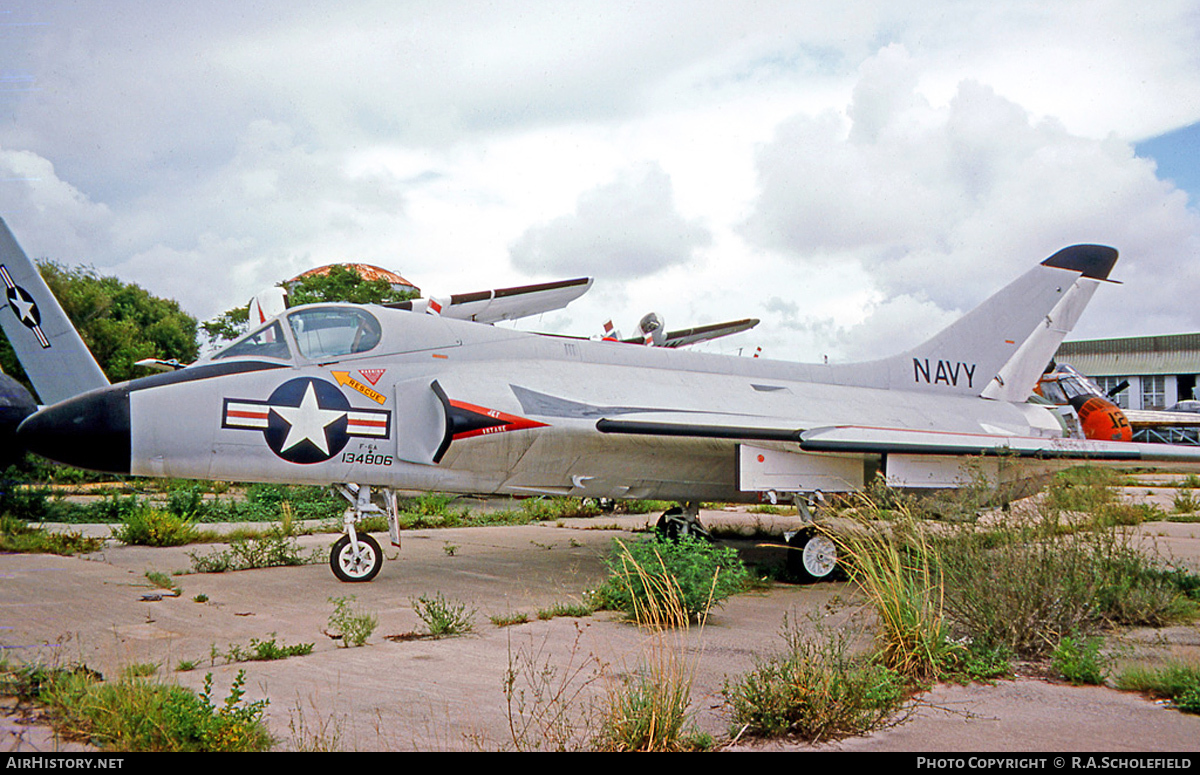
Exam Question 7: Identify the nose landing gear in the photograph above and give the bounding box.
[330,483,400,582]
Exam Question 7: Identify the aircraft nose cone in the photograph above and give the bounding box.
[17,386,131,474]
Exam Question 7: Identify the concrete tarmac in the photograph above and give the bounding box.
[2,512,1199,752]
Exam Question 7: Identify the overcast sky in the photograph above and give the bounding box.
[1,1,1198,362]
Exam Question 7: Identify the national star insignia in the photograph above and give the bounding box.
[270,381,346,455]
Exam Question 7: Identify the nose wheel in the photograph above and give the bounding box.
[331,532,383,582]
[330,483,399,582]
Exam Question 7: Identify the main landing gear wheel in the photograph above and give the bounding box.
[331,533,383,583]
[786,528,838,583]
[655,505,712,542]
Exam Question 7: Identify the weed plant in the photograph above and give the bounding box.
[203,483,345,523]
[111,501,198,546]
[1043,467,1153,526]
[504,626,604,751]
[327,596,378,647]
[0,515,102,555]
[286,697,346,752]
[0,483,68,522]
[144,570,180,594]
[187,528,321,572]
[833,513,961,681]
[593,536,749,624]
[723,617,904,741]
[6,663,271,751]
[537,601,596,620]
[1050,635,1110,685]
[1173,489,1199,514]
[491,612,531,627]
[412,592,475,637]
[937,517,1196,656]
[593,545,705,752]
[220,635,313,663]
[516,497,602,521]
[598,661,695,751]
[611,499,673,514]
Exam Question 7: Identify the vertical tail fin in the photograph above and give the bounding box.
[0,218,108,404]
[905,245,1117,399]
[830,245,1118,399]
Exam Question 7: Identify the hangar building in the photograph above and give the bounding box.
[1055,333,1200,410]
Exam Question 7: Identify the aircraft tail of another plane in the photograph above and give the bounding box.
[0,217,108,405]
[834,245,1118,401]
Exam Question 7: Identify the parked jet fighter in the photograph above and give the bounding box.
[6,215,1200,583]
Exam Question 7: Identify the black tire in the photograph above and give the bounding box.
[786,528,838,583]
[657,513,686,544]
[655,510,684,541]
[330,533,383,582]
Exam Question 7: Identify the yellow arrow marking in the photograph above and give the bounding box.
[331,371,386,404]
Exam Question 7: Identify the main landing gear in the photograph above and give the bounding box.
[654,502,711,541]
[331,483,400,582]
[653,493,839,584]
[783,491,840,583]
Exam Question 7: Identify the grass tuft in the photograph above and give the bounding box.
[1117,662,1200,713]
[0,515,103,555]
[592,536,711,751]
[832,512,961,682]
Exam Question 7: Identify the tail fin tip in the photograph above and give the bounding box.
[1042,244,1118,281]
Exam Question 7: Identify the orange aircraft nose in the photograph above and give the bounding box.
[1075,396,1132,442]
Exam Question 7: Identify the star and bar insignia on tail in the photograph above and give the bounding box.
[1,265,50,348]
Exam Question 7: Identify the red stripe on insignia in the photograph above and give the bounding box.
[227,409,269,420]
[348,418,388,428]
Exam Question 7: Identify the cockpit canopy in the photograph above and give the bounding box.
[211,307,382,362]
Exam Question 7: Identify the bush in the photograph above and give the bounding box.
[938,518,1196,657]
[112,501,198,546]
[32,668,271,752]
[723,618,904,740]
[592,536,749,625]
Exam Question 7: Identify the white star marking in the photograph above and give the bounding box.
[270,382,346,455]
[10,293,35,325]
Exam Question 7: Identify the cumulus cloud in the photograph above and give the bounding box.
[508,163,711,279]
[742,43,1200,356]
[1,2,1198,354]
[0,148,113,263]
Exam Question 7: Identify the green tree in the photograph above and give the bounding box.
[203,264,417,344]
[0,261,199,388]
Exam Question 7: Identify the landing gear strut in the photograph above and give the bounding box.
[654,501,712,541]
[331,483,400,582]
